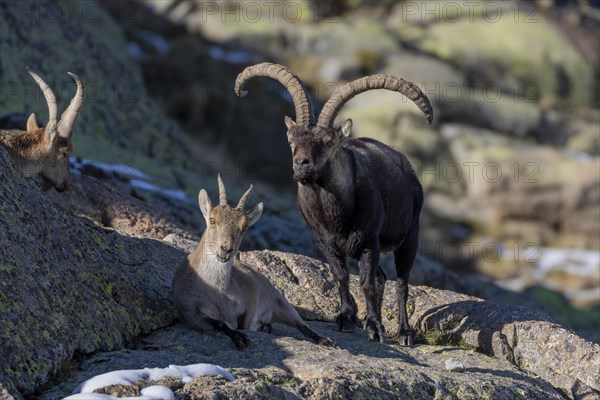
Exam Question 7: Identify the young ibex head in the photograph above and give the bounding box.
[198,175,263,262]
[235,63,433,184]
[0,68,84,191]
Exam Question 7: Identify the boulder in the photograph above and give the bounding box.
[0,147,183,399]
[387,1,595,108]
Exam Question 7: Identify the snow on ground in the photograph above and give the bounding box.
[64,363,234,399]
[129,180,188,201]
[498,247,600,303]
[71,158,151,181]
[535,248,600,278]
[71,158,188,202]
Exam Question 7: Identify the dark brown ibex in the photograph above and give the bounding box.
[172,176,334,349]
[235,63,433,345]
[0,67,84,191]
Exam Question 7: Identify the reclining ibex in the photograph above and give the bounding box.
[172,176,334,349]
[235,63,433,345]
[0,67,84,192]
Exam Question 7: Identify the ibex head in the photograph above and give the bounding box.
[6,68,84,191]
[235,63,433,184]
[198,175,263,262]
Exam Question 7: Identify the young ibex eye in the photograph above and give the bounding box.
[210,218,215,225]
[242,226,249,232]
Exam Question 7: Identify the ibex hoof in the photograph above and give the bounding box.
[365,319,385,343]
[258,322,273,334]
[397,329,413,346]
[336,313,357,333]
[318,336,337,347]
[232,330,251,350]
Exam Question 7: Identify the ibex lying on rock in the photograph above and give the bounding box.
[236,63,433,345]
[172,176,334,349]
[0,67,84,191]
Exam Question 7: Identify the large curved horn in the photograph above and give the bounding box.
[26,67,58,132]
[317,75,433,128]
[236,185,253,210]
[57,72,85,138]
[235,63,315,126]
[217,174,227,206]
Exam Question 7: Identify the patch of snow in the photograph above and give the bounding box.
[563,287,600,303]
[130,179,188,201]
[208,46,256,64]
[71,158,151,181]
[70,158,188,201]
[64,390,169,400]
[127,42,147,62]
[136,30,171,55]
[141,385,175,400]
[565,149,600,164]
[536,248,600,278]
[69,363,234,396]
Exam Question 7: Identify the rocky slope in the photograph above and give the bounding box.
[0,1,598,399]
[0,145,597,398]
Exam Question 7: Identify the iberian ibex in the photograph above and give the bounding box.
[235,63,433,345]
[172,176,334,349]
[0,67,84,191]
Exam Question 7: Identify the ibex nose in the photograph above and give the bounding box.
[220,245,233,255]
[294,157,312,167]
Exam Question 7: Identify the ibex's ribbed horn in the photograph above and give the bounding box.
[317,75,433,128]
[236,185,253,210]
[26,67,58,133]
[217,174,227,205]
[235,63,315,126]
[57,72,84,139]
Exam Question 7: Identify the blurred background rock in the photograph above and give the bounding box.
[0,0,598,341]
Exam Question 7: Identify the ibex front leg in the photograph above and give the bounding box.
[319,241,358,333]
[185,310,251,350]
[358,239,385,342]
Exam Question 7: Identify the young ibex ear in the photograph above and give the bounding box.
[284,116,297,130]
[341,119,352,138]
[27,113,39,131]
[246,202,263,227]
[198,189,213,221]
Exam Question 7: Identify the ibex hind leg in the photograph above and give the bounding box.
[273,296,336,347]
[393,221,419,346]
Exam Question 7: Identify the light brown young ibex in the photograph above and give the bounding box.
[236,63,433,346]
[0,67,84,192]
[172,176,334,349]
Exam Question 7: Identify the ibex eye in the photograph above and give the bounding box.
[210,218,215,225]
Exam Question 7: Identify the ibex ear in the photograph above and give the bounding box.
[341,119,352,138]
[284,116,296,130]
[198,189,212,220]
[27,113,39,131]
[246,202,263,227]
